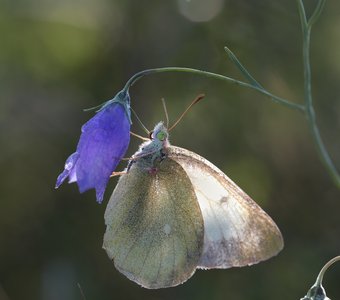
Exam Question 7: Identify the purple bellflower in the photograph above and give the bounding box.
[56,89,131,203]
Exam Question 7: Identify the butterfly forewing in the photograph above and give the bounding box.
[168,146,283,269]
[103,158,204,289]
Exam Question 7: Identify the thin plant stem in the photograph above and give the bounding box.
[77,283,87,300]
[124,68,305,113]
[315,256,340,287]
[224,46,263,89]
[302,255,340,300]
[298,0,340,188]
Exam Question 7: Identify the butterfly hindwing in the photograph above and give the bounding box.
[103,157,204,289]
[168,146,284,269]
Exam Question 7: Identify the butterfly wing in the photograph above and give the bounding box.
[168,146,283,269]
[103,157,204,289]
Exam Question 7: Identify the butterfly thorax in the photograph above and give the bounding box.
[128,122,170,172]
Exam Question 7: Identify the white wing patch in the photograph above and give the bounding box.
[168,146,283,269]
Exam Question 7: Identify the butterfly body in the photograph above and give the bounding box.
[127,122,169,173]
[103,121,283,288]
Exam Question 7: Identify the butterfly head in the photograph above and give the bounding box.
[150,122,169,144]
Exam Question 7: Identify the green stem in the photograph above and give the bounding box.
[315,256,340,287]
[298,0,340,188]
[124,67,305,113]
[308,0,326,28]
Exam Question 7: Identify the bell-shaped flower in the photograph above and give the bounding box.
[56,89,131,203]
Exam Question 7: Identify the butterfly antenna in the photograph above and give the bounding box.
[130,131,149,141]
[168,94,205,132]
[161,98,170,128]
[131,108,150,135]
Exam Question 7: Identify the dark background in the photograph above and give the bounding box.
[1,0,340,299]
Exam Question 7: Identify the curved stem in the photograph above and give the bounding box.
[315,256,340,287]
[299,0,340,188]
[124,67,305,113]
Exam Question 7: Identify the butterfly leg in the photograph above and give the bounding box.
[110,171,127,177]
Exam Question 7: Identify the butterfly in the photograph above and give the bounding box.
[103,121,284,289]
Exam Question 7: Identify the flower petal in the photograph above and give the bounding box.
[55,152,79,188]
[56,89,131,203]
[74,102,130,203]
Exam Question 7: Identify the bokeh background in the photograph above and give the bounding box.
[1,0,340,299]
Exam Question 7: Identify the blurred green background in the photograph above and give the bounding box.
[1,0,340,299]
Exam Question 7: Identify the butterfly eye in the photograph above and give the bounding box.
[149,131,154,139]
[156,131,166,141]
